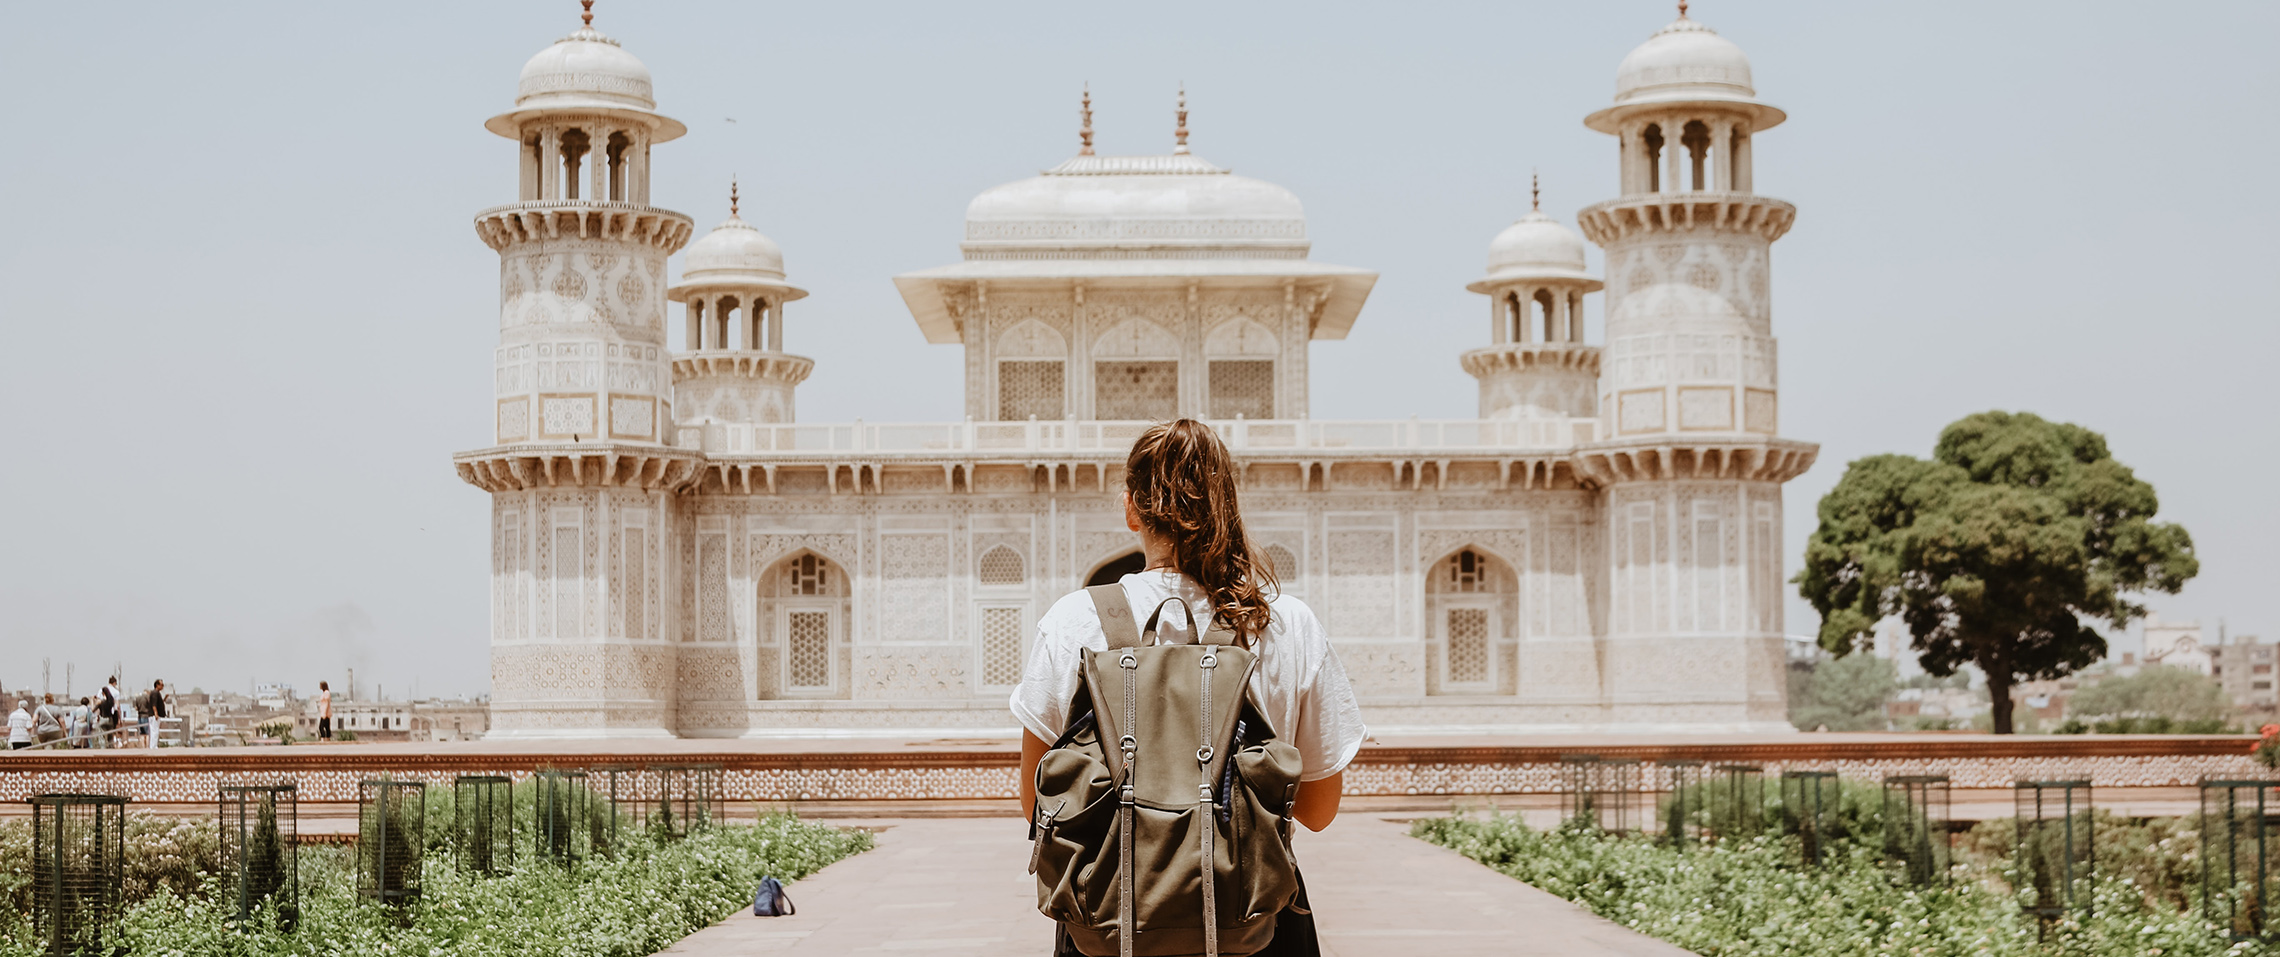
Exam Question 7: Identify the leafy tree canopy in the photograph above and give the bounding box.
[1789,652,1899,731]
[1795,411,2197,732]
[2066,666,2232,723]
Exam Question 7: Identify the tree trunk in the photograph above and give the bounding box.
[1986,669,2016,735]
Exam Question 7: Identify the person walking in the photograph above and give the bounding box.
[317,680,333,741]
[1011,420,1366,957]
[141,679,168,747]
[33,694,64,748]
[7,699,31,750]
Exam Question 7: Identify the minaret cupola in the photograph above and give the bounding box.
[668,183,814,427]
[1460,177,1603,422]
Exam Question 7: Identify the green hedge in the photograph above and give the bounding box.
[0,812,869,957]
[1414,809,2274,956]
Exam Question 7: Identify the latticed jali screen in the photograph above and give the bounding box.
[981,606,1025,686]
[998,360,1065,420]
[1445,607,1490,685]
[787,610,832,688]
[976,546,1025,586]
[1095,361,1177,421]
[1208,360,1274,419]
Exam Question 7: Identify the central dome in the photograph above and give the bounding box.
[961,153,1309,260]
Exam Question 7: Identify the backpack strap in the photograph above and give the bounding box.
[1087,584,1142,650]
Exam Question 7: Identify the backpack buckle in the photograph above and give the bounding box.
[1119,785,1136,806]
[1199,653,1217,669]
[1196,745,1213,764]
[1119,652,1137,670]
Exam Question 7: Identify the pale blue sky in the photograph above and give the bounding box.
[2,1,2273,698]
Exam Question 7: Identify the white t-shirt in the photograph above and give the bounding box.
[7,708,30,743]
[1009,570,1368,783]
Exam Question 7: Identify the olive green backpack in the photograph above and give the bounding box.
[1029,585,1306,957]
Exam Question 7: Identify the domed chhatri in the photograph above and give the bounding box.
[485,1,687,141]
[683,214,792,283]
[1462,176,1603,421]
[1585,4,1783,134]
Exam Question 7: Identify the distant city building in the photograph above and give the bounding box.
[2143,613,2213,676]
[2211,635,2276,722]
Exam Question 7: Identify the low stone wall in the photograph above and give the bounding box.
[1,735,2265,809]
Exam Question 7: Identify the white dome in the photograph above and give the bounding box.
[1488,212,1588,276]
[485,24,686,141]
[1585,14,1784,133]
[1616,17,1754,105]
[683,216,785,279]
[961,153,1308,259]
[1466,210,1601,294]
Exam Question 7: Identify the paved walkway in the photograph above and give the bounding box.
[657,815,1692,956]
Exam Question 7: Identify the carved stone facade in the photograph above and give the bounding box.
[453,10,1819,737]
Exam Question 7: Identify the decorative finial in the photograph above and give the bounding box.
[729,177,739,217]
[1676,0,1688,19]
[581,0,594,27]
[1531,170,1540,212]
[1173,85,1190,155]
[1079,84,1095,156]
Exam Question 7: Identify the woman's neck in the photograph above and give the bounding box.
[1140,527,1179,573]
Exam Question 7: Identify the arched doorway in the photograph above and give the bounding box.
[1088,550,1146,587]
[760,551,849,698]
[1425,548,1518,695]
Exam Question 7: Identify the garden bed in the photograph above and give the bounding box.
[1414,796,2272,957]
[0,806,870,957]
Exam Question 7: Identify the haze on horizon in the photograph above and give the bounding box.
[1,0,2272,700]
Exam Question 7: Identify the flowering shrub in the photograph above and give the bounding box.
[1414,813,2276,956]
[2251,724,2280,768]
[0,812,870,957]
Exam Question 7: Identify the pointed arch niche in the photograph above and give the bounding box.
[1424,547,1520,695]
[757,551,850,699]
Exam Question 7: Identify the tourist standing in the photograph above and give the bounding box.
[7,700,31,750]
[71,697,93,748]
[1012,420,1365,956]
[33,694,63,747]
[317,680,333,741]
[95,676,120,749]
[142,679,168,747]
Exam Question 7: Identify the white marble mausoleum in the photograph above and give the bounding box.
[453,6,1819,738]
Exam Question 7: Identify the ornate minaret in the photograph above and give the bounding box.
[453,3,700,738]
[667,181,814,434]
[1573,6,1817,730]
[1462,175,1604,424]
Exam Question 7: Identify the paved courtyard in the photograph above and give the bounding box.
[657,815,1692,956]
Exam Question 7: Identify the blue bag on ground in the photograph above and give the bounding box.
[752,876,795,917]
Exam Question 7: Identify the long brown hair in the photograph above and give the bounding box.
[1124,419,1276,646]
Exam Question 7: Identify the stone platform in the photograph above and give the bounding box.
[0,732,2262,822]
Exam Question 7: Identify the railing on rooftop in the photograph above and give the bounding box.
[675,417,1600,457]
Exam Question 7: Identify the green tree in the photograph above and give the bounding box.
[1788,652,1899,731]
[1795,411,2197,733]
[2066,665,2231,723]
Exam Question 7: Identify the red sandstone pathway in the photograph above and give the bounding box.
[656,816,1693,956]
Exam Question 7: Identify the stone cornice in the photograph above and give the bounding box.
[671,351,815,386]
[473,201,695,253]
[1459,343,1603,378]
[1576,192,1796,245]
[1571,436,1818,487]
[453,443,704,493]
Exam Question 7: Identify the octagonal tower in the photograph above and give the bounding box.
[454,5,701,738]
[1573,7,1816,730]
